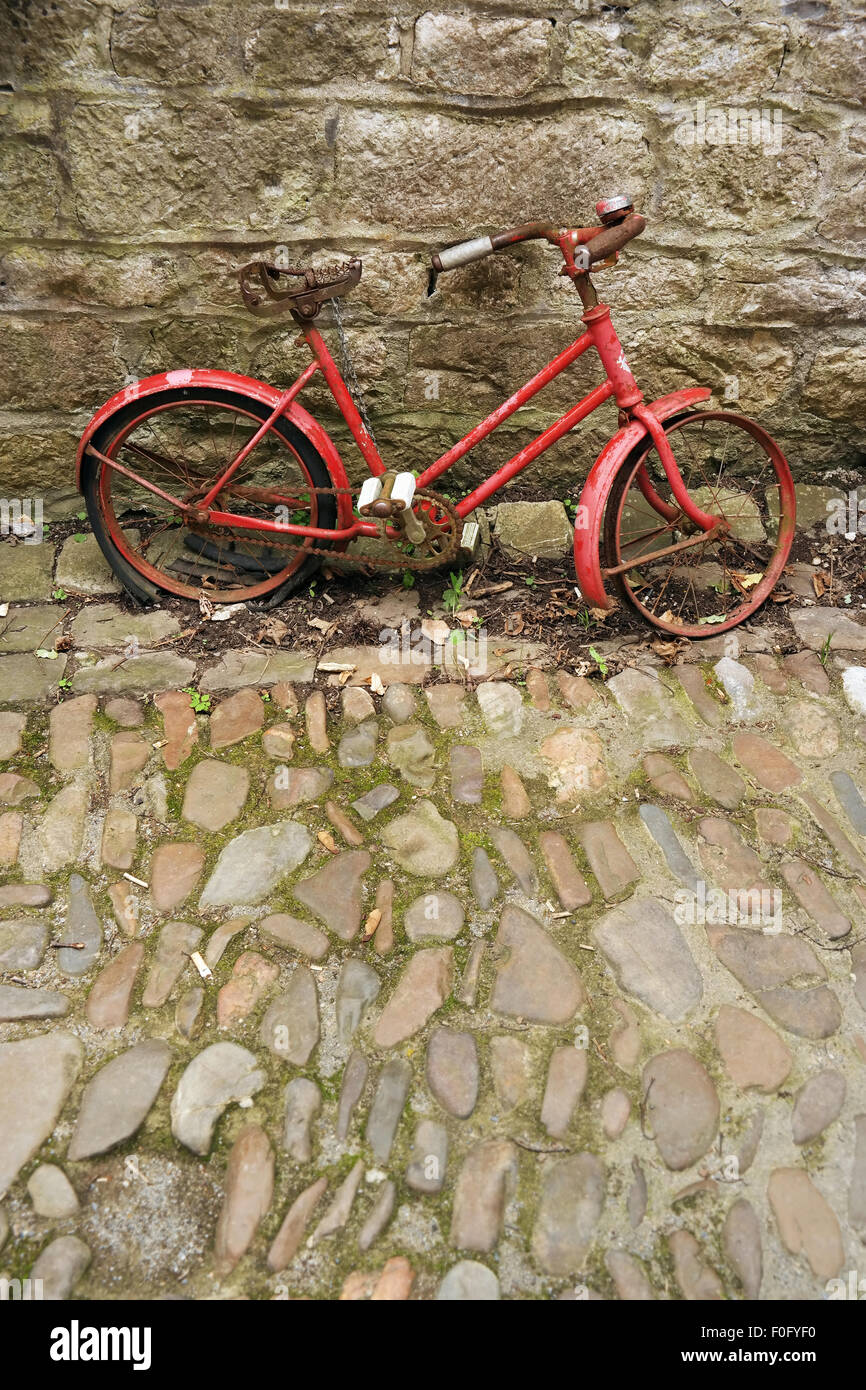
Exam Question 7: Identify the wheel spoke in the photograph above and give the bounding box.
[90,396,330,603]
[603,414,794,636]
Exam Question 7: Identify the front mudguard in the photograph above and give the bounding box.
[573,387,712,609]
[74,368,355,537]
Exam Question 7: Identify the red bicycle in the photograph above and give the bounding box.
[76,196,796,638]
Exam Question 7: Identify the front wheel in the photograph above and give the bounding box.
[600,411,796,638]
[81,387,338,605]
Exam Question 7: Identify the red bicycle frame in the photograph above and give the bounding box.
[189,296,716,548]
[76,204,796,635]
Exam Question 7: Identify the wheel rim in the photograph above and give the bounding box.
[93,397,326,602]
[603,412,795,638]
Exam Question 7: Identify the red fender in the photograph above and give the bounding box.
[573,387,712,608]
[74,369,354,533]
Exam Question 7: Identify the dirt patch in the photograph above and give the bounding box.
[6,514,865,690]
[78,1153,223,1296]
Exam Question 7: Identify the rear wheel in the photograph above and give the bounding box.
[601,411,795,637]
[81,388,338,605]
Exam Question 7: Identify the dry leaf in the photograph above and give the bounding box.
[317,830,338,854]
[257,616,289,644]
[729,571,763,597]
[421,617,451,646]
[504,611,524,636]
[651,638,683,663]
[308,616,336,635]
[369,672,385,695]
[199,595,214,620]
[360,908,382,943]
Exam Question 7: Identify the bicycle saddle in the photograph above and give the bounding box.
[238,257,362,319]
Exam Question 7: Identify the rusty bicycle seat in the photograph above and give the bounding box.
[237,257,362,319]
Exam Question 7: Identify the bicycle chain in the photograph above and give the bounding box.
[184,486,464,574]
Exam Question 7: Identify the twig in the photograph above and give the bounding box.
[639,1077,655,1139]
[511,1136,572,1154]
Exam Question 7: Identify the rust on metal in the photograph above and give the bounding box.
[237,258,362,319]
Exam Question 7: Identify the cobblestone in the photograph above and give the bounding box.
[0,611,863,1302]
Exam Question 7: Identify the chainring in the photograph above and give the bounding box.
[176,485,463,582]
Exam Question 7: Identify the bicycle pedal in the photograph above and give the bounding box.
[357,476,383,514]
[391,472,416,510]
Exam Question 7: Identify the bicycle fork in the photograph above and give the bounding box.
[583,301,723,536]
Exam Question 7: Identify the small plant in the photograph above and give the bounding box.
[703,667,729,704]
[588,645,608,678]
[57,677,72,690]
[183,686,211,713]
[72,533,86,544]
[563,498,578,521]
[260,690,272,703]
[76,510,87,521]
[818,631,832,668]
[52,587,67,601]
[401,570,415,589]
[442,570,463,616]
[524,575,537,587]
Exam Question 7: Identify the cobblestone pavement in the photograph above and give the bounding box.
[1,549,866,1300]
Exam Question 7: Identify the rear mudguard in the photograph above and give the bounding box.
[573,386,712,609]
[74,369,355,534]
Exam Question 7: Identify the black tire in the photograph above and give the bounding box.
[80,386,338,606]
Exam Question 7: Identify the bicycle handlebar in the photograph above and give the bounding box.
[431,209,645,274]
[581,211,646,263]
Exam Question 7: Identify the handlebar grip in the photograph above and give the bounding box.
[585,211,646,264]
[432,235,494,273]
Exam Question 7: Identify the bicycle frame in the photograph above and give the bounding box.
[75,209,796,634]
[186,293,718,548]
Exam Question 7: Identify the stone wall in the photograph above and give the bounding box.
[1,0,864,507]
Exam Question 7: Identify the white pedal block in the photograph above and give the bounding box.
[358,476,383,512]
[391,472,417,510]
[460,520,481,557]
